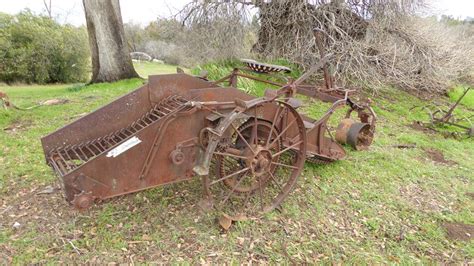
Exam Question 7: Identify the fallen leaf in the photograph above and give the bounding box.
[36,186,55,195]
[218,214,232,230]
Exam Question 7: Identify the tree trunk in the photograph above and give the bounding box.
[83,0,139,83]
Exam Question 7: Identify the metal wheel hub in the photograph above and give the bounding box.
[249,148,272,176]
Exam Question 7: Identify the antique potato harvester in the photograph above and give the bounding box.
[41,32,376,217]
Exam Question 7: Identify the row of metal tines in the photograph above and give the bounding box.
[48,95,189,177]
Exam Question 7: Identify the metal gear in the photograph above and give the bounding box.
[306,156,332,165]
[71,191,94,210]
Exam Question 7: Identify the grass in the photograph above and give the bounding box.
[133,61,186,78]
[0,62,473,263]
[448,85,474,109]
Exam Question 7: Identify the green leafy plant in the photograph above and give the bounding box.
[0,11,90,84]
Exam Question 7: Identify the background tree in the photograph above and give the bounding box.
[179,0,474,93]
[82,0,138,83]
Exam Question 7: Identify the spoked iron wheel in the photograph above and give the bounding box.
[206,101,307,218]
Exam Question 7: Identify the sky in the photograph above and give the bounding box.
[0,0,473,26]
[0,0,191,26]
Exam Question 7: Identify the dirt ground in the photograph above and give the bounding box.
[423,148,457,165]
[443,223,474,241]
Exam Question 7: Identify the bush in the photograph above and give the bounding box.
[0,11,90,84]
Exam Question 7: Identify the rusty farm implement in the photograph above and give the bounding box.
[41,31,376,218]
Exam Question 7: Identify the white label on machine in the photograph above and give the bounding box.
[106,136,142,158]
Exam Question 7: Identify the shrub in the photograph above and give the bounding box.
[0,11,90,84]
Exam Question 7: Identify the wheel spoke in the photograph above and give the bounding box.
[251,107,258,145]
[210,167,250,185]
[219,170,249,207]
[214,151,247,160]
[231,123,255,154]
[242,189,254,211]
[268,118,296,149]
[266,105,282,147]
[272,140,303,158]
[268,171,284,192]
[211,109,304,217]
[271,161,298,170]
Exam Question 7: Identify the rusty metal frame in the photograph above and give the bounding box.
[41,30,377,215]
[418,87,473,137]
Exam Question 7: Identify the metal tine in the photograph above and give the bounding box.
[154,109,167,116]
[151,111,164,118]
[140,115,153,126]
[113,131,126,142]
[51,157,67,176]
[157,106,169,114]
[83,143,98,157]
[113,129,124,140]
[126,125,137,134]
[118,129,131,139]
[56,159,68,175]
[122,127,135,137]
[48,152,64,171]
[160,105,172,112]
[57,150,72,171]
[141,116,153,125]
[91,141,105,153]
[153,104,167,112]
[133,123,144,130]
[172,101,184,107]
[106,134,118,145]
[62,146,74,162]
[110,132,123,143]
[67,146,82,167]
[137,119,149,127]
[91,139,105,151]
[71,145,87,160]
[165,102,176,108]
[130,121,142,131]
[76,145,89,161]
[103,137,115,147]
[138,113,149,122]
[169,99,183,107]
[148,112,161,120]
[115,130,127,138]
[79,141,93,154]
[167,105,176,110]
[147,108,159,115]
[147,110,159,119]
[95,138,107,151]
[50,159,66,176]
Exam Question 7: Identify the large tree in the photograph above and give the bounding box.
[83,0,139,83]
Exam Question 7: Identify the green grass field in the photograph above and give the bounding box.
[449,85,474,109]
[133,61,185,78]
[0,62,473,263]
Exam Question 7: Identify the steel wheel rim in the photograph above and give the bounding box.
[208,101,307,217]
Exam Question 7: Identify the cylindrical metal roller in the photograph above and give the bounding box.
[335,118,355,145]
[347,122,373,150]
[336,119,373,150]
